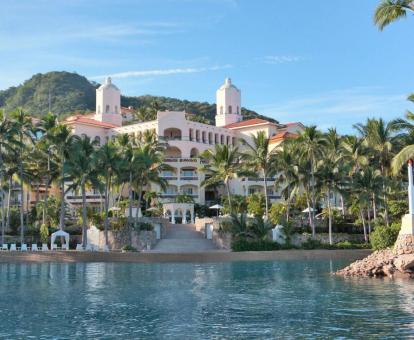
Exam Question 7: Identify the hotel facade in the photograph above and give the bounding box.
[64,77,303,209]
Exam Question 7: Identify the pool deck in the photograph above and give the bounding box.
[0,249,372,264]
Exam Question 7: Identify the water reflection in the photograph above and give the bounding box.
[0,261,413,338]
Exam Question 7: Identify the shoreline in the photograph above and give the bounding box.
[0,249,372,264]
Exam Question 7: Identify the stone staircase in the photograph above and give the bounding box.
[151,223,219,253]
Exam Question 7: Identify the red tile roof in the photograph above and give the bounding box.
[223,118,274,129]
[121,106,135,114]
[64,115,119,129]
[269,131,299,143]
[283,122,304,128]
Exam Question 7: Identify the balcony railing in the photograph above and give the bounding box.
[242,177,276,182]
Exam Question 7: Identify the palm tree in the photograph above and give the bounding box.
[66,135,100,247]
[352,167,383,241]
[10,109,33,243]
[297,126,326,232]
[241,131,276,219]
[131,144,169,226]
[95,142,122,246]
[0,113,19,244]
[354,118,399,226]
[273,141,298,222]
[201,144,245,214]
[374,0,414,30]
[48,124,76,230]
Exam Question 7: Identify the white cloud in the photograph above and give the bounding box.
[261,55,302,64]
[255,86,408,133]
[90,64,232,80]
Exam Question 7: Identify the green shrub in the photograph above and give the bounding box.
[122,245,138,252]
[301,239,325,250]
[370,224,400,250]
[334,240,371,249]
[40,223,49,243]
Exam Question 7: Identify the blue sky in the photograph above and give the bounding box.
[1,0,413,133]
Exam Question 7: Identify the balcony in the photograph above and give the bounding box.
[66,195,105,203]
[242,177,276,182]
[180,176,198,181]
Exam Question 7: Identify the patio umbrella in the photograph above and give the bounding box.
[209,204,224,217]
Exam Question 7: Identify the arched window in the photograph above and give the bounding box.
[228,105,232,114]
[94,136,101,146]
[196,130,200,142]
[214,133,219,144]
[220,106,223,114]
[226,136,230,145]
[237,106,240,114]
[202,131,206,143]
[115,105,118,113]
[220,135,224,144]
[105,105,110,113]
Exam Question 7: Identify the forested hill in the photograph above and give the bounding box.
[0,71,276,124]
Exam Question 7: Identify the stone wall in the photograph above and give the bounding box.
[394,234,414,255]
[88,226,157,251]
[212,231,232,250]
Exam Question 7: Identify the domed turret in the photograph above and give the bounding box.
[95,77,122,126]
[215,77,242,127]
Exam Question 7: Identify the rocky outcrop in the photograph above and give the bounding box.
[336,234,414,279]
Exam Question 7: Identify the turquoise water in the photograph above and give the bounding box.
[0,260,414,339]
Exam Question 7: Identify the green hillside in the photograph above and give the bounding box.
[0,71,276,124]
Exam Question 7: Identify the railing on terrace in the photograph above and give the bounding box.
[242,177,276,182]
[159,135,231,146]
[164,157,208,164]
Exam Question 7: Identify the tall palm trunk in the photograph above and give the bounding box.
[59,159,65,230]
[381,165,389,227]
[367,204,372,236]
[104,175,111,246]
[310,163,316,232]
[1,188,5,245]
[134,188,143,225]
[286,185,290,222]
[128,171,133,223]
[6,178,12,231]
[19,159,24,244]
[340,194,345,217]
[372,194,377,221]
[43,176,50,225]
[360,209,368,243]
[327,188,332,245]
[263,169,269,219]
[81,179,88,247]
[306,193,314,236]
[225,179,232,214]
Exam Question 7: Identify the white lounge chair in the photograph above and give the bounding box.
[10,244,16,251]
[21,244,28,251]
[62,244,69,251]
[85,244,93,252]
[41,243,49,251]
[31,244,38,251]
[1,244,8,251]
[75,244,83,251]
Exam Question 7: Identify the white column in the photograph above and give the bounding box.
[172,211,176,224]
[409,160,414,215]
[183,211,187,224]
[191,210,194,224]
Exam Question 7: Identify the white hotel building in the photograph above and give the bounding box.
[64,77,303,208]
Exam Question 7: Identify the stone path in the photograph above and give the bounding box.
[151,223,219,253]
